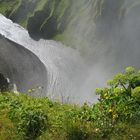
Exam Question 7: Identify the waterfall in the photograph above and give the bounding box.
[0,0,140,104]
[0,14,98,103]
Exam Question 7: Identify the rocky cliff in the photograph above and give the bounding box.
[1,1,140,59]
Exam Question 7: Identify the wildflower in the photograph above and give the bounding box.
[113,114,118,119]
[95,128,100,132]
[28,88,36,93]
[109,108,113,113]
[104,93,109,99]
[105,96,109,99]
[28,89,32,93]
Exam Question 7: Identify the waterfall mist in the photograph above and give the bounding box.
[0,0,140,104]
[57,0,140,103]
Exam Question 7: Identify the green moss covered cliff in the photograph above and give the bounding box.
[1,0,140,56]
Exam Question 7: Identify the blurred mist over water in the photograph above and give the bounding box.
[0,0,140,103]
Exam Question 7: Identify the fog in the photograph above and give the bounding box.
[58,0,140,103]
[0,0,140,104]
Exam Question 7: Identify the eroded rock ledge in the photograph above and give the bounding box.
[0,35,47,95]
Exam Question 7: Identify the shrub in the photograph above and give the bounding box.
[0,67,140,140]
[91,67,140,138]
[17,107,47,140]
[8,98,48,140]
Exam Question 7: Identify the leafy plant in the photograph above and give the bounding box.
[0,67,140,140]
[92,67,140,138]
[17,107,47,140]
[8,97,48,140]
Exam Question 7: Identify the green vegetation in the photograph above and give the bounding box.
[1,0,140,52]
[0,67,140,140]
[0,0,21,17]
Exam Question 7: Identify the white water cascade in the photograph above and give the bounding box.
[0,14,99,103]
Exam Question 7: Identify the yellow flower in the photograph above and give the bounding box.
[95,128,100,132]
[103,93,109,99]
[28,89,32,93]
[109,108,113,113]
[106,96,109,99]
[113,114,118,119]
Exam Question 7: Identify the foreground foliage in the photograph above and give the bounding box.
[0,67,140,140]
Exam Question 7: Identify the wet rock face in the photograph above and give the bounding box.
[0,35,47,95]
[0,73,9,92]
[1,0,140,50]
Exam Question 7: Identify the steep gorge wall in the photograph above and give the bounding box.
[0,35,47,94]
[1,0,140,68]
[0,0,126,41]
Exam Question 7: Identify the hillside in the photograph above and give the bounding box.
[0,67,140,140]
[0,2,140,139]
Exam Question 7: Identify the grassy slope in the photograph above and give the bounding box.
[0,93,84,140]
[0,93,140,140]
[0,91,139,140]
[0,67,140,140]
